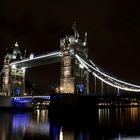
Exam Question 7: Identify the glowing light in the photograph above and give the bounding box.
[21,67,25,72]
[75,55,89,70]
[15,42,18,47]
[59,127,63,140]
[10,51,62,66]
[4,78,8,85]
[70,49,74,55]
[79,63,84,69]
[34,96,50,100]
[10,58,30,66]
[75,39,78,43]
[11,64,16,69]
[13,97,33,103]
[12,114,30,133]
[29,53,34,60]
[75,54,140,92]
[34,51,61,60]
[89,59,140,88]
[37,109,40,123]
[59,52,63,56]
[60,87,63,91]
[64,70,70,76]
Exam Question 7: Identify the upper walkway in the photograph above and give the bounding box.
[10,51,62,68]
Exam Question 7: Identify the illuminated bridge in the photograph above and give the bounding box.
[12,96,50,108]
[1,23,140,100]
[8,50,140,93]
[10,51,62,68]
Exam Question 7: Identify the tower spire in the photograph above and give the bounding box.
[15,42,19,47]
[12,41,22,60]
[23,49,27,58]
[72,22,80,39]
[83,32,87,46]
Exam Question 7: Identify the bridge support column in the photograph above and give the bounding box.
[2,42,25,96]
[60,24,89,94]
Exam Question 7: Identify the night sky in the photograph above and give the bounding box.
[0,0,140,93]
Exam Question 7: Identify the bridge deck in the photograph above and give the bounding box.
[10,51,62,68]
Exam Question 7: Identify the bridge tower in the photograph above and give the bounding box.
[2,42,25,96]
[60,24,89,94]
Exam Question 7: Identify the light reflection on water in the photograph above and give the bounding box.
[0,107,140,139]
[98,108,110,125]
[98,107,140,131]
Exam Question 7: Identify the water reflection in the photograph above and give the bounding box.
[58,127,75,140]
[98,107,139,129]
[98,108,110,125]
[11,109,50,140]
[59,127,63,140]
[12,113,30,134]
[130,107,138,122]
[35,109,48,123]
[0,107,140,139]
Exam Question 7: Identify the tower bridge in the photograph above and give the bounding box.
[1,23,140,99]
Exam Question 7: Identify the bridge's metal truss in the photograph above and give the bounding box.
[10,51,62,68]
[7,50,140,93]
[75,54,140,92]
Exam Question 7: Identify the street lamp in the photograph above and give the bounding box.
[60,87,63,93]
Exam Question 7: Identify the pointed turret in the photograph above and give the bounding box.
[12,42,22,60]
[15,42,18,47]
[23,49,27,58]
[83,32,88,46]
[72,22,80,39]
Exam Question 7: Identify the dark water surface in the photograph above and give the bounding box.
[1,107,140,140]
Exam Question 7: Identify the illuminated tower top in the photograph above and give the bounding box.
[72,22,80,39]
[2,42,25,96]
[12,42,22,60]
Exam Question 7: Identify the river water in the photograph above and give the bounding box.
[0,107,140,140]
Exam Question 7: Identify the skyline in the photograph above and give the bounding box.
[0,0,140,93]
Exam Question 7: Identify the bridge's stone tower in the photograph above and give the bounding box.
[60,24,89,94]
[2,42,25,96]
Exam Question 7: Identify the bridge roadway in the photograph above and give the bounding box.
[10,51,62,68]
